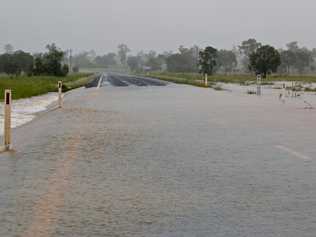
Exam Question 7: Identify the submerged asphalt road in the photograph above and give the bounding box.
[1,74,316,237]
[86,73,167,88]
[105,74,167,87]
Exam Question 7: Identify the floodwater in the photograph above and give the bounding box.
[0,93,58,135]
[1,75,316,237]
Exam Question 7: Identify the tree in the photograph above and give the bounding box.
[0,54,20,76]
[286,41,299,52]
[166,46,199,72]
[166,54,185,72]
[144,51,164,71]
[0,55,3,73]
[239,39,262,72]
[0,51,33,76]
[72,52,94,68]
[217,49,237,74]
[118,44,130,65]
[156,54,168,71]
[4,44,14,54]
[198,46,218,76]
[249,45,281,78]
[86,50,97,62]
[239,39,262,57]
[280,42,314,74]
[94,53,117,67]
[14,50,34,74]
[32,44,69,76]
[279,50,296,74]
[127,56,142,72]
[294,48,313,74]
[61,64,69,76]
[43,44,66,76]
[33,54,45,75]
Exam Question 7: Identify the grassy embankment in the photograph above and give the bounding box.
[0,73,94,100]
[146,72,316,89]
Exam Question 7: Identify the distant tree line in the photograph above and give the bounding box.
[6,40,314,78]
[0,50,33,76]
[0,43,70,77]
[70,40,316,78]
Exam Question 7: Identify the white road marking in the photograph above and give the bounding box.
[97,74,104,88]
[275,145,312,161]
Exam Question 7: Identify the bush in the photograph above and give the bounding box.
[0,51,33,76]
[61,64,69,76]
[247,90,256,95]
[32,44,69,77]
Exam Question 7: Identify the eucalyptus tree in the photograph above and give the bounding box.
[198,46,218,86]
[249,45,281,78]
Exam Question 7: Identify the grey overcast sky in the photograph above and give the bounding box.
[0,0,315,54]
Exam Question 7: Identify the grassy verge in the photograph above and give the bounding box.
[146,72,316,87]
[143,73,209,88]
[63,74,96,91]
[0,73,94,100]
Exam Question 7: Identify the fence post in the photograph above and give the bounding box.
[58,81,63,108]
[4,90,12,151]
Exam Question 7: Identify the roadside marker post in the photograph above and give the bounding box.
[205,74,208,87]
[4,90,12,151]
[58,81,63,108]
[256,74,262,96]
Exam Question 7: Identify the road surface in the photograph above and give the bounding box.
[1,74,316,237]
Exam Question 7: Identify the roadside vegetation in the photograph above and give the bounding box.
[122,39,316,89]
[66,40,316,78]
[142,73,209,88]
[2,38,316,97]
[146,72,316,86]
[0,43,95,100]
[0,73,93,100]
[11,39,313,87]
[0,44,70,77]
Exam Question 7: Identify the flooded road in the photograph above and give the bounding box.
[0,93,58,135]
[86,73,168,88]
[1,75,316,236]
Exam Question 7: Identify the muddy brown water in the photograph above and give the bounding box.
[1,76,316,237]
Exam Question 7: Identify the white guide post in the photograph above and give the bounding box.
[256,74,262,96]
[58,81,63,108]
[4,90,12,151]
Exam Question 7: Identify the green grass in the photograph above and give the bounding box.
[146,72,316,87]
[146,72,253,86]
[143,73,209,88]
[0,73,94,100]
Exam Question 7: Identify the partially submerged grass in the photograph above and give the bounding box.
[304,87,316,92]
[247,90,257,95]
[147,72,254,85]
[268,75,316,83]
[63,74,96,91]
[144,73,210,88]
[0,73,93,100]
[146,72,316,87]
[212,85,224,91]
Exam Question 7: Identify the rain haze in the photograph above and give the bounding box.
[2,0,316,237]
[1,0,316,53]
